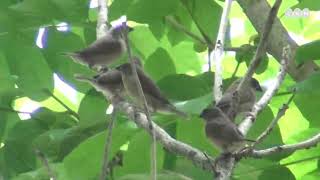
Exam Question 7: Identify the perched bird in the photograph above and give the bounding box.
[74,57,142,101]
[200,107,254,153]
[63,24,133,70]
[216,78,262,121]
[116,62,187,118]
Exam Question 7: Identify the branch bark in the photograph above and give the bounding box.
[249,133,320,158]
[113,101,215,171]
[96,0,108,38]
[236,0,319,81]
[212,0,233,103]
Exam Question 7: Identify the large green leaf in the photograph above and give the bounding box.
[292,0,320,11]
[281,129,320,178]
[144,48,176,81]
[5,43,54,101]
[3,120,49,176]
[114,130,165,178]
[42,28,94,93]
[180,0,221,41]
[78,88,109,126]
[157,72,213,101]
[295,40,320,65]
[64,121,138,180]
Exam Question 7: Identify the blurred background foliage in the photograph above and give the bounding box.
[0,0,320,179]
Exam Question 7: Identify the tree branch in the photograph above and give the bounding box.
[42,89,80,121]
[212,0,233,103]
[164,16,239,52]
[236,0,282,93]
[254,92,295,145]
[249,133,320,158]
[238,45,289,135]
[34,149,56,180]
[96,0,109,38]
[236,0,319,81]
[99,107,117,180]
[113,101,215,171]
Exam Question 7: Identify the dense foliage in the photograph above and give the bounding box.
[0,0,320,179]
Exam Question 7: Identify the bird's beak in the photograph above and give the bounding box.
[256,85,263,92]
[128,26,134,32]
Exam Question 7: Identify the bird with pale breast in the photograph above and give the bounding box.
[216,78,262,121]
[200,107,255,153]
[116,61,187,118]
[63,24,133,70]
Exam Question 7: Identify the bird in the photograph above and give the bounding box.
[63,24,133,70]
[216,78,262,121]
[200,107,255,153]
[74,56,142,101]
[116,61,187,118]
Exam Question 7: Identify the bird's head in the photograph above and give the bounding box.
[250,78,263,92]
[200,107,223,121]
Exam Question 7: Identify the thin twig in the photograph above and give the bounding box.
[236,0,282,93]
[96,0,109,38]
[34,149,56,180]
[249,133,320,158]
[238,45,289,135]
[99,107,117,180]
[231,62,240,78]
[42,89,80,120]
[122,21,157,180]
[164,16,239,52]
[113,101,216,171]
[212,0,233,103]
[254,92,295,145]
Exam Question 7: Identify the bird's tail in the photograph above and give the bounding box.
[165,104,188,119]
[59,52,80,59]
[74,74,94,84]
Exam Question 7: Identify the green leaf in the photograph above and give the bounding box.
[292,0,320,11]
[3,119,49,176]
[167,42,202,74]
[64,122,138,180]
[129,26,159,59]
[181,0,221,41]
[42,28,94,93]
[234,158,294,180]
[295,40,320,65]
[157,72,213,101]
[78,88,109,126]
[114,130,165,178]
[235,44,255,63]
[281,129,320,178]
[144,48,176,81]
[291,72,320,93]
[301,169,320,180]
[246,106,288,161]
[5,43,54,101]
[118,171,193,180]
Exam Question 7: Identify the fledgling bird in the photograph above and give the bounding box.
[116,62,187,118]
[63,24,133,70]
[74,57,142,101]
[216,78,262,121]
[200,107,254,153]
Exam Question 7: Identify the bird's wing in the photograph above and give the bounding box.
[81,36,122,56]
[96,70,122,84]
[137,68,171,104]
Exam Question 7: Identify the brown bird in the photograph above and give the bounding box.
[200,107,254,153]
[63,24,133,70]
[116,62,187,118]
[216,78,262,121]
[74,57,142,101]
